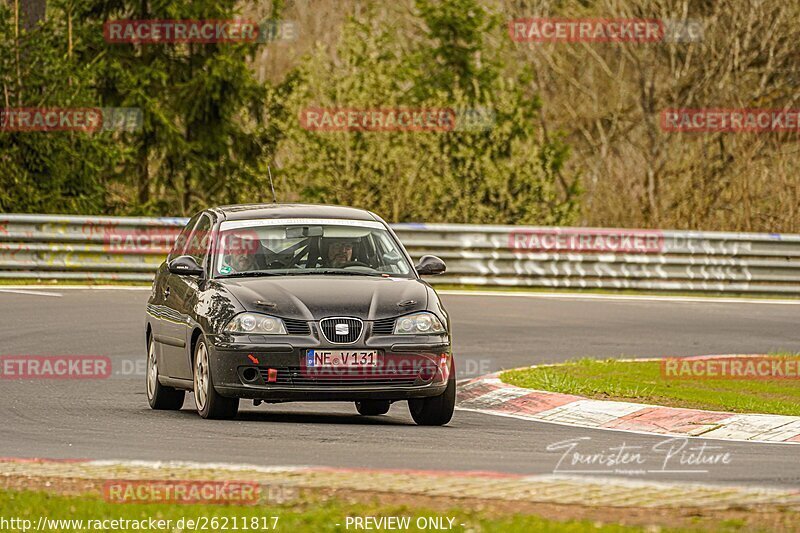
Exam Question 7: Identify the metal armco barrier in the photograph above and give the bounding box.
[1,214,799,294]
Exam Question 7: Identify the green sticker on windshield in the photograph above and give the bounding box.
[220,265,232,274]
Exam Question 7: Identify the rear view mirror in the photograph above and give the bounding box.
[414,255,446,276]
[168,255,204,276]
[286,226,324,239]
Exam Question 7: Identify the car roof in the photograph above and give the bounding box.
[210,203,379,222]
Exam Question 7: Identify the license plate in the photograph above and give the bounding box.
[306,349,378,368]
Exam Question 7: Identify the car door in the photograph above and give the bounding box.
[171,213,214,380]
[157,213,202,378]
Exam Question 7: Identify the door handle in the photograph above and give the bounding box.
[163,286,171,299]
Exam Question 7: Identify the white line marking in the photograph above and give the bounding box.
[0,285,149,291]
[554,470,615,474]
[440,290,800,305]
[648,470,709,474]
[0,289,62,297]
[87,459,308,473]
[528,473,796,493]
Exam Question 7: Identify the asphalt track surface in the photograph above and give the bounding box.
[1,288,799,488]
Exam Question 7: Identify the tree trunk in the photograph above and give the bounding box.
[137,141,150,206]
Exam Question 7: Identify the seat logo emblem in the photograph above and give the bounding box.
[335,323,349,335]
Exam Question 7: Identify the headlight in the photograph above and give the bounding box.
[224,313,287,335]
[393,312,446,335]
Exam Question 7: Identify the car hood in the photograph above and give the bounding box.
[218,276,430,320]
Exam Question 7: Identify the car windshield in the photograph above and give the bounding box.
[214,218,414,278]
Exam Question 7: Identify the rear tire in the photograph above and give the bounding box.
[146,337,185,410]
[355,400,391,416]
[408,360,455,426]
[193,336,239,420]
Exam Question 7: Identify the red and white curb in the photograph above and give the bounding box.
[456,362,800,445]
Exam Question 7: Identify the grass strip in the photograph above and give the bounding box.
[501,356,800,416]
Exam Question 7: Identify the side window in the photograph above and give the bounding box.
[186,214,213,266]
[373,231,410,274]
[168,213,201,262]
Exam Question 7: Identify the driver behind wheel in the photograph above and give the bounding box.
[219,234,259,274]
[324,238,356,268]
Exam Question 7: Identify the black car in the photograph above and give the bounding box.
[145,204,455,425]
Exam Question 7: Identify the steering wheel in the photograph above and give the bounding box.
[339,261,371,268]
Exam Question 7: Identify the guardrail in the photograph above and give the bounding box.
[1,214,799,294]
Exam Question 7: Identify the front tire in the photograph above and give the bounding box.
[146,337,185,410]
[355,400,391,416]
[193,336,239,420]
[408,360,455,426]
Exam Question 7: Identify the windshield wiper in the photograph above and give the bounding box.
[279,269,384,277]
[318,270,384,277]
[216,270,284,279]
[219,269,387,279]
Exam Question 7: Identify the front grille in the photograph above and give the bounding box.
[258,366,420,387]
[319,317,363,344]
[282,317,310,335]
[371,317,396,335]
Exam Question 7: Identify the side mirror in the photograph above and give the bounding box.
[414,255,446,276]
[168,255,204,276]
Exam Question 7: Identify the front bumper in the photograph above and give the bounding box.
[207,334,452,402]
